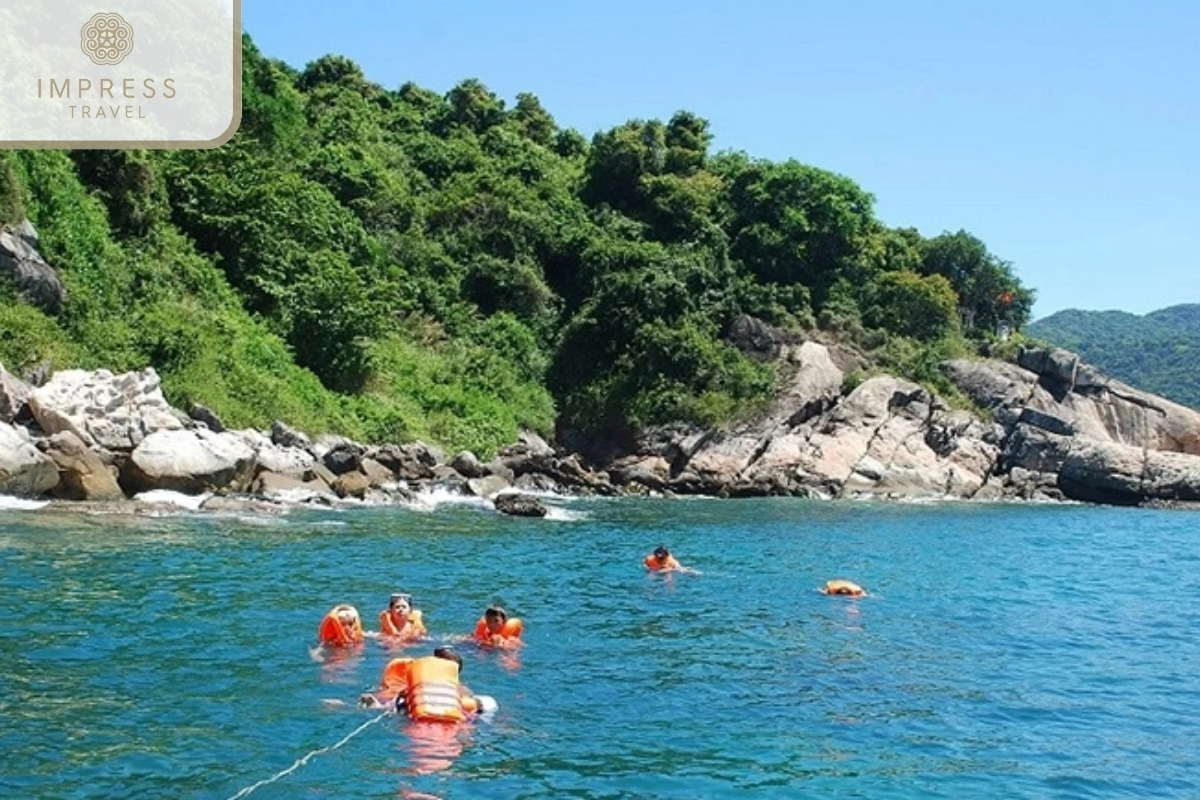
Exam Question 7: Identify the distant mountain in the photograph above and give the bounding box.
[1026,304,1200,410]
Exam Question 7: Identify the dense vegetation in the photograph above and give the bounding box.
[1028,305,1200,411]
[0,35,1034,457]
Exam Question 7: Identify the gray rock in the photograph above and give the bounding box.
[450,450,488,478]
[322,441,363,475]
[467,474,510,498]
[0,420,59,496]
[0,361,32,424]
[29,368,183,451]
[0,226,65,314]
[493,492,547,517]
[189,404,225,433]
[270,420,311,451]
[120,428,256,495]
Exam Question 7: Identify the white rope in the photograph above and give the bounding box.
[225,712,389,799]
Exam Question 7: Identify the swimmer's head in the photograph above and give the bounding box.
[653,546,669,561]
[389,593,412,612]
[433,646,463,673]
[484,606,507,622]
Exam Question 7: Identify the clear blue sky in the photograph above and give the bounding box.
[242,0,1199,321]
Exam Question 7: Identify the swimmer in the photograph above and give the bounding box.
[318,603,365,647]
[359,646,497,719]
[820,579,866,597]
[473,606,523,648]
[379,592,427,641]
[644,545,699,574]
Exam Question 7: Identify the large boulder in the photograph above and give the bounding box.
[0,361,32,423]
[0,421,59,496]
[120,428,256,494]
[28,368,184,451]
[0,224,65,314]
[778,341,844,427]
[231,429,314,476]
[44,430,124,501]
[368,442,442,480]
[493,492,548,517]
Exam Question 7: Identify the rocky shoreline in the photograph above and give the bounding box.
[3,336,1200,516]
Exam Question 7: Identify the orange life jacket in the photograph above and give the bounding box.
[405,656,466,723]
[379,608,426,638]
[377,657,413,703]
[474,617,523,643]
[644,554,681,571]
[318,606,364,646]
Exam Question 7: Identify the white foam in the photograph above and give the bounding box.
[404,486,492,513]
[0,495,49,511]
[543,505,589,522]
[133,490,212,510]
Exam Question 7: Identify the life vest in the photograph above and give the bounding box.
[380,608,426,638]
[474,617,523,643]
[378,657,413,703]
[405,656,466,723]
[318,605,364,646]
[644,554,680,571]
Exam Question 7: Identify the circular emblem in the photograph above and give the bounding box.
[80,12,134,66]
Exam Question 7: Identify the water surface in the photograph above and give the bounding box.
[2,496,1197,798]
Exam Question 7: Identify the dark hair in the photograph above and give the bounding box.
[433,646,463,673]
[485,606,507,621]
[654,546,669,559]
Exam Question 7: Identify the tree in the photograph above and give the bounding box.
[445,79,506,134]
[866,270,958,341]
[920,230,1035,332]
[510,92,557,147]
[725,159,876,310]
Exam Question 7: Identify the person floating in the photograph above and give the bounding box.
[318,603,365,647]
[473,606,523,648]
[359,646,497,720]
[821,579,866,597]
[644,545,698,574]
[379,592,427,641]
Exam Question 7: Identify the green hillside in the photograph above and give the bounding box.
[0,34,1033,457]
[1027,305,1200,410]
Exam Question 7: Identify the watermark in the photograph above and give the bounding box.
[0,0,241,148]
[80,13,135,66]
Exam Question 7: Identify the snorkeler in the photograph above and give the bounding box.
[473,606,524,648]
[359,647,497,720]
[379,592,427,641]
[820,579,866,597]
[644,545,698,574]
[317,604,365,647]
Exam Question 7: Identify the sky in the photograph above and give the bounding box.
[242,0,1199,321]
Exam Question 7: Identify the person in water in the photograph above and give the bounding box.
[644,545,698,574]
[318,603,365,647]
[821,579,866,596]
[379,592,427,640]
[359,646,494,721]
[473,606,523,648]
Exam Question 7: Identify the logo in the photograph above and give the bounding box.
[80,12,134,65]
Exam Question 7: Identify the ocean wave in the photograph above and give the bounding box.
[132,490,213,510]
[0,495,50,511]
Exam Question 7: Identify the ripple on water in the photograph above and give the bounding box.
[1,499,1199,798]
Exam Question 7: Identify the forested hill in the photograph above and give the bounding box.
[0,34,1033,458]
[1027,305,1200,411]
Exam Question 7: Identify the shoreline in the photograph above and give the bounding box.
[5,340,1200,514]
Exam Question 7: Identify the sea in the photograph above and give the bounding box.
[1,492,1198,799]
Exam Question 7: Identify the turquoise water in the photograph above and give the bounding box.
[2,496,1199,798]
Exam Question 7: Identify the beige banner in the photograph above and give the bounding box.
[0,0,241,148]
